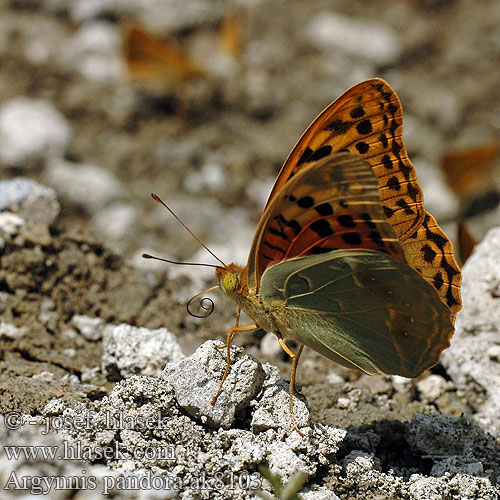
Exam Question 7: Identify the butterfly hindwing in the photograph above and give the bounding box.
[266,78,424,242]
[260,249,454,377]
[247,153,406,289]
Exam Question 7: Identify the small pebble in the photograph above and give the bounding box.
[416,375,448,403]
[0,97,71,166]
[0,178,60,226]
[305,12,401,65]
[44,159,124,213]
[71,315,106,341]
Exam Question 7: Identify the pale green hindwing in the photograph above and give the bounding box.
[260,249,453,377]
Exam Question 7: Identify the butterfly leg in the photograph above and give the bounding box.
[211,308,258,405]
[278,337,305,436]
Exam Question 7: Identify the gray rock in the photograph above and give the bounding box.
[44,159,124,213]
[407,413,473,458]
[301,491,340,500]
[340,440,497,499]
[0,97,71,167]
[0,178,59,226]
[441,227,500,435]
[416,375,449,403]
[0,213,25,248]
[0,321,27,339]
[52,373,345,494]
[430,455,484,476]
[162,340,266,429]
[102,323,184,379]
[71,315,106,341]
[252,363,310,433]
[0,406,152,499]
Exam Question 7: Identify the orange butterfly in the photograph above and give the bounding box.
[146,78,462,434]
[124,25,204,86]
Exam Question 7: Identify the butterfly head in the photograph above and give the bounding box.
[216,263,245,298]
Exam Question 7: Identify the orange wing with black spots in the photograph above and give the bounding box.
[246,153,406,290]
[255,78,462,320]
[266,78,424,241]
[402,214,462,322]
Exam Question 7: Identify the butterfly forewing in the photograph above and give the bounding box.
[247,153,406,290]
[260,249,454,377]
[266,78,424,241]
[254,79,462,319]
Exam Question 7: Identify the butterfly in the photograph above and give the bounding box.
[147,78,462,434]
[124,25,204,87]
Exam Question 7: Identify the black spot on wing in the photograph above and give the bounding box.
[325,119,353,135]
[383,205,395,218]
[382,91,392,102]
[356,119,373,135]
[297,196,314,208]
[342,232,362,245]
[426,224,448,250]
[310,219,334,237]
[382,154,393,170]
[268,226,289,241]
[360,213,376,228]
[287,219,302,236]
[396,198,415,215]
[355,141,370,154]
[350,106,365,118]
[392,140,402,156]
[422,243,436,263]
[407,182,419,202]
[315,203,333,216]
[368,231,384,247]
[433,272,444,290]
[387,176,401,191]
[297,147,313,166]
[309,145,333,161]
[338,215,356,228]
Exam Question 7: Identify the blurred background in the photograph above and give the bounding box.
[1,0,499,269]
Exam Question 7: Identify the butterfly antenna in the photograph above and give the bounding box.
[141,253,219,269]
[149,193,227,268]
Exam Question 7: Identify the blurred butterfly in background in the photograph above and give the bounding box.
[440,141,500,263]
[145,78,462,434]
[123,24,204,91]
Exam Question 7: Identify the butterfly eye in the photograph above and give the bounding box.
[222,273,238,292]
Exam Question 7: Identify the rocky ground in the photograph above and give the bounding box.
[1,0,500,499]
